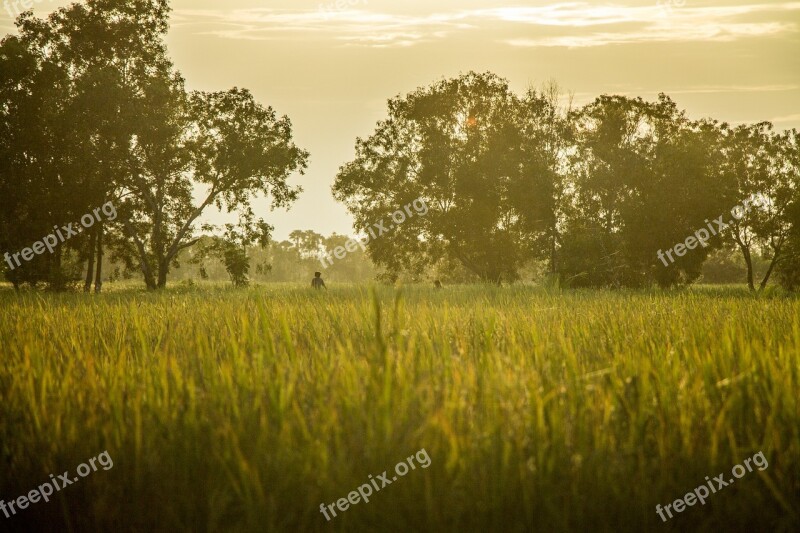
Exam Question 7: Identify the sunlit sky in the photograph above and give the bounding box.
[3,1,799,239]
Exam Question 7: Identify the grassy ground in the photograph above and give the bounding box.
[0,284,798,532]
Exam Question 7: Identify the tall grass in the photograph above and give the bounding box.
[0,285,798,532]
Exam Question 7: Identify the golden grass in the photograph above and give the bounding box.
[0,284,798,532]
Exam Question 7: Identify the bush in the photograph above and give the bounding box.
[221,244,250,287]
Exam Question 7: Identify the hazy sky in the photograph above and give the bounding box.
[3,1,799,239]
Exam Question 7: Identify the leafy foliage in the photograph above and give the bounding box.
[335,74,800,289]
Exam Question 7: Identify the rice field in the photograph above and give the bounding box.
[0,284,798,532]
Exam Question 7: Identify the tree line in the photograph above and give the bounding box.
[333,73,800,289]
[178,231,376,287]
[2,1,799,291]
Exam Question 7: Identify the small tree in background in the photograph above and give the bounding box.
[219,242,250,287]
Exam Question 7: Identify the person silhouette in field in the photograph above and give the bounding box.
[312,272,327,290]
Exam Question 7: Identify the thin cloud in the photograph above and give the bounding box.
[477,2,800,27]
[171,2,800,48]
[172,8,471,47]
[506,23,793,48]
[663,84,799,95]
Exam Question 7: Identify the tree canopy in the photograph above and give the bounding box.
[0,0,307,290]
[333,72,800,289]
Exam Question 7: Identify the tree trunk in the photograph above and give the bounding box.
[738,243,755,291]
[758,244,783,292]
[157,259,168,289]
[122,218,157,290]
[84,228,97,292]
[50,246,64,291]
[94,223,104,293]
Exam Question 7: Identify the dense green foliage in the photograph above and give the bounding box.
[333,73,800,289]
[1,285,797,531]
[0,0,307,291]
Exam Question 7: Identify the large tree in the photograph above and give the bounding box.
[120,86,308,290]
[721,124,799,291]
[1,0,308,290]
[334,72,533,283]
[510,82,572,276]
[561,95,730,287]
[0,10,87,289]
[0,0,177,290]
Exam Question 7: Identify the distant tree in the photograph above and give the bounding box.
[776,213,800,291]
[289,230,325,258]
[561,95,729,287]
[319,233,378,281]
[777,243,800,291]
[242,231,376,283]
[629,113,731,287]
[189,214,277,287]
[722,126,799,290]
[775,133,800,290]
[196,237,251,288]
[334,72,529,283]
[222,244,250,287]
[511,81,572,275]
[701,247,751,284]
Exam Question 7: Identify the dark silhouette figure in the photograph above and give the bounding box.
[312,272,327,290]
[434,280,443,290]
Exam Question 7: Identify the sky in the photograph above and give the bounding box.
[2,0,799,240]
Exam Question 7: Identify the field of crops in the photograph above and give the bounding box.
[1,284,798,532]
